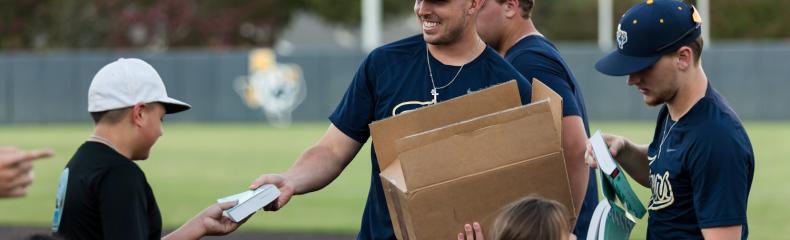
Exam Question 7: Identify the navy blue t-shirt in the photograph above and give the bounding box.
[329,34,533,240]
[504,35,598,239]
[646,83,754,239]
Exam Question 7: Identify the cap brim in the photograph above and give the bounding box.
[595,50,662,76]
[158,97,191,114]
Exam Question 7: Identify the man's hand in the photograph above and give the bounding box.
[245,125,363,212]
[458,222,484,240]
[0,147,53,198]
[584,133,627,169]
[249,173,295,211]
[585,133,651,187]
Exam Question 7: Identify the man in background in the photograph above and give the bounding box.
[476,0,597,238]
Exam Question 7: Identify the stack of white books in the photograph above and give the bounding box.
[217,184,281,222]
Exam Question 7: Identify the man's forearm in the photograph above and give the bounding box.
[566,148,589,217]
[562,116,590,220]
[279,124,363,195]
[283,145,354,194]
[616,140,650,187]
[702,225,742,240]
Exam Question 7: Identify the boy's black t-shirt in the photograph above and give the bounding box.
[53,141,162,240]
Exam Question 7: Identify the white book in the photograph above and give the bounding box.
[590,130,618,175]
[217,184,281,222]
[586,199,610,240]
[597,202,612,240]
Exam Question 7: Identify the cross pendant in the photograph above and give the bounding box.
[430,88,438,105]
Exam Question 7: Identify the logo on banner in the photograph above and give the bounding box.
[235,49,306,127]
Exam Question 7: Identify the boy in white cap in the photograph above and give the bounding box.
[52,58,245,240]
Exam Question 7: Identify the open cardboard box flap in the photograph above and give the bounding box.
[370,79,571,239]
[385,99,560,192]
[369,80,523,171]
[385,152,573,239]
[370,79,562,170]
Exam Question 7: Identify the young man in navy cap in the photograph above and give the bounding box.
[587,0,754,239]
[474,1,597,238]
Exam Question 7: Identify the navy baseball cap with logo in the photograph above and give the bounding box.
[596,0,703,76]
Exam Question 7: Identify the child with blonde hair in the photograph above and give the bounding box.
[459,196,575,240]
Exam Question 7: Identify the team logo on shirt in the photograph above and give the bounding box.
[391,87,485,116]
[648,170,675,210]
[392,99,433,116]
[648,154,657,165]
[51,168,69,231]
[617,24,628,50]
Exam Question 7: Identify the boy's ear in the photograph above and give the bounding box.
[131,103,147,127]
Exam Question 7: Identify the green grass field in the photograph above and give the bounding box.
[1,122,788,238]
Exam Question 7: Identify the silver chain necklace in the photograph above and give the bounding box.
[657,114,679,160]
[426,46,466,105]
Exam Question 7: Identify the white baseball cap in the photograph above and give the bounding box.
[88,58,191,114]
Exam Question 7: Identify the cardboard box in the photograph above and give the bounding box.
[369,80,574,239]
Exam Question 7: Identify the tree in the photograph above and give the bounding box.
[0,0,412,50]
[1,0,787,50]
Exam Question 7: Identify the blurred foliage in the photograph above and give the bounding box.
[0,0,788,50]
[535,0,790,41]
[298,0,413,27]
[532,0,599,41]
[708,0,790,39]
[0,0,412,50]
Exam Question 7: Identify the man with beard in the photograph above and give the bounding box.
[248,0,533,239]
